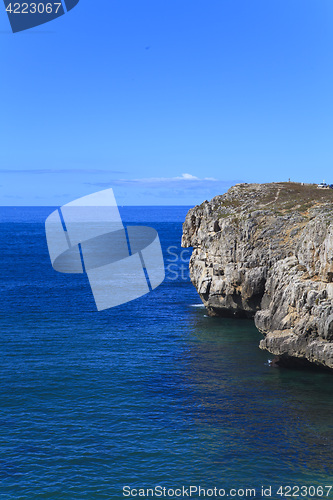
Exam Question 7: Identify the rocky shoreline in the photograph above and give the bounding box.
[182,182,333,370]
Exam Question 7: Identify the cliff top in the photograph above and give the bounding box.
[205,182,333,220]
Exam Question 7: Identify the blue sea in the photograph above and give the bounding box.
[1,206,333,499]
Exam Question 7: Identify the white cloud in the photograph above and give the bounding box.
[178,173,198,180]
[85,174,245,204]
[88,173,221,186]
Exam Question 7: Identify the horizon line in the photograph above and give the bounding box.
[0,204,195,208]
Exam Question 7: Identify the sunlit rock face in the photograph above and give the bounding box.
[182,182,333,370]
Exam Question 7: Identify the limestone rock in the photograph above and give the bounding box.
[182,182,333,369]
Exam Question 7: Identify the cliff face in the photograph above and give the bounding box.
[182,182,333,369]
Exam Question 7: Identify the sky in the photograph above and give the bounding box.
[1,0,333,205]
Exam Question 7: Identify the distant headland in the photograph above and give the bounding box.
[182,182,333,370]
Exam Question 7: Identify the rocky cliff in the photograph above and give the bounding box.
[182,182,333,370]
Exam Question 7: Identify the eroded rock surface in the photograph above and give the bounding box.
[182,182,333,369]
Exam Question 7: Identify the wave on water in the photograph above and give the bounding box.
[190,304,205,308]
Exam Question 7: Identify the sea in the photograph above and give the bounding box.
[1,206,333,500]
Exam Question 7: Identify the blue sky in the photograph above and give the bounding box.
[1,0,333,205]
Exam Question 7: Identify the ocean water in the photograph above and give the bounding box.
[1,206,333,500]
